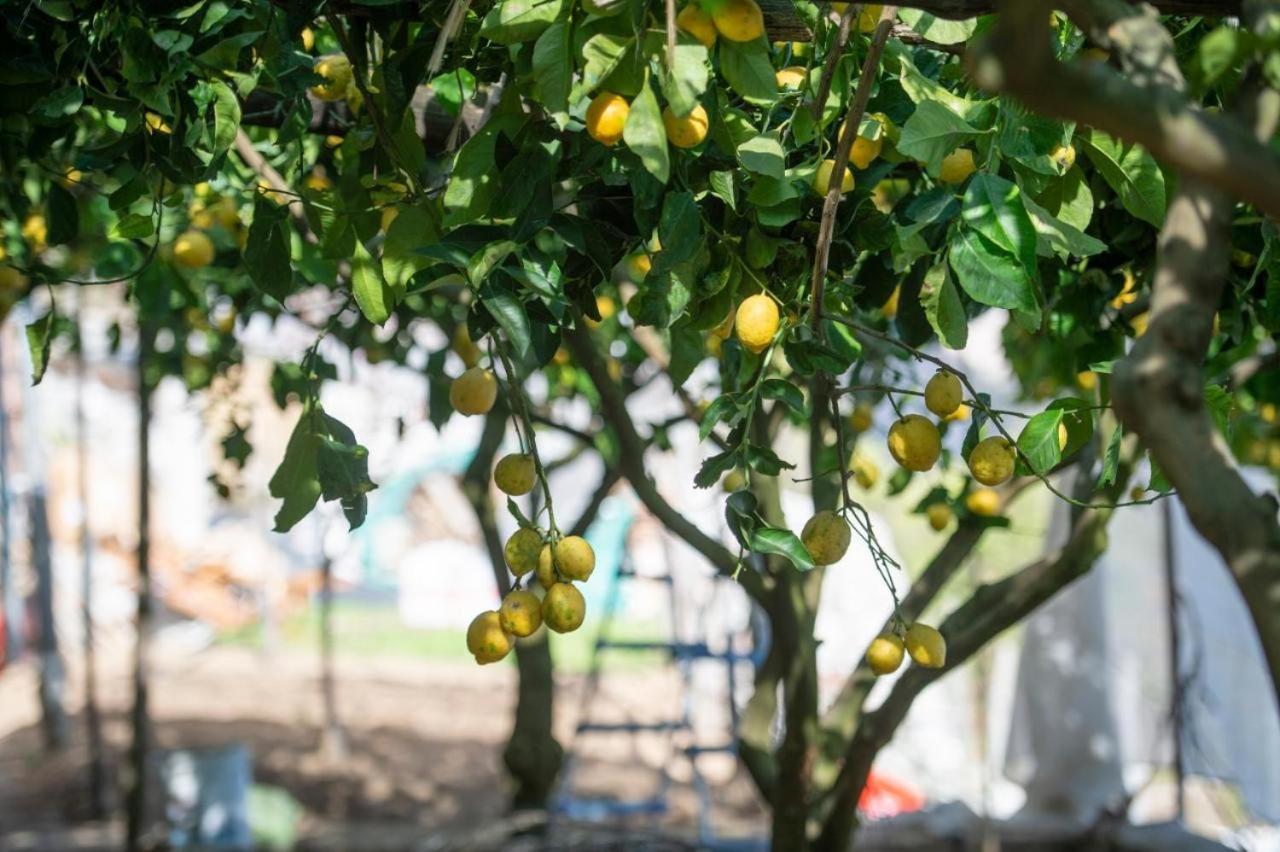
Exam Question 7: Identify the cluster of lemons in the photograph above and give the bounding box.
[447,326,598,665]
[796,508,947,676]
[171,183,243,272]
[0,211,50,300]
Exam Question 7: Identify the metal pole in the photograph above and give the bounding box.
[125,323,154,851]
[0,331,16,662]
[1162,497,1186,821]
[75,305,106,817]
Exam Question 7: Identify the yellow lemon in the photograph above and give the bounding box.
[722,469,747,492]
[1260,403,1278,424]
[866,633,905,675]
[887,414,941,472]
[776,66,808,91]
[965,487,1001,516]
[881,285,901,319]
[1076,370,1098,391]
[450,367,498,416]
[848,135,884,170]
[812,159,855,196]
[303,172,331,191]
[924,370,963,418]
[173,230,215,268]
[325,134,344,148]
[906,623,946,668]
[301,26,315,51]
[801,510,851,566]
[849,402,874,434]
[538,535,596,584]
[144,112,172,134]
[735,294,780,354]
[676,4,718,47]
[947,404,970,423]
[711,0,765,41]
[505,528,544,576]
[494,453,537,496]
[542,582,586,633]
[500,590,543,637]
[311,54,352,101]
[452,324,482,368]
[926,502,953,531]
[22,214,48,251]
[968,436,1016,486]
[938,148,977,184]
[852,453,879,489]
[1130,311,1150,337]
[467,610,513,664]
[871,178,909,214]
[858,3,885,31]
[662,104,709,149]
[1051,144,1076,170]
[586,91,630,146]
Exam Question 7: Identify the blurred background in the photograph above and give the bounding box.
[0,287,1277,851]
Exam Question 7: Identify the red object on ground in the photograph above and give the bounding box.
[858,770,924,820]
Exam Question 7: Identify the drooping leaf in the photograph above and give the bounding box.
[623,76,670,184]
[243,194,293,302]
[920,262,968,349]
[750,526,815,572]
[352,239,395,324]
[962,173,1039,277]
[1080,129,1167,227]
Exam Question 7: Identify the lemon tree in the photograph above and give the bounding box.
[2,1,1279,849]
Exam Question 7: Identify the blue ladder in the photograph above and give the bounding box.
[550,540,765,849]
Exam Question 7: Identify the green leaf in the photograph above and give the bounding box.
[1017,409,1064,476]
[111,212,155,240]
[668,320,703,387]
[660,41,710,118]
[654,191,701,270]
[316,413,376,530]
[760,377,805,416]
[243,195,293,302]
[708,170,736,211]
[1096,423,1123,488]
[531,19,571,121]
[920,262,968,349]
[897,9,977,44]
[949,227,1038,315]
[577,32,633,96]
[352,240,395,324]
[483,289,532,356]
[208,79,241,159]
[896,101,979,173]
[694,448,738,488]
[443,113,526,228]
[1033,164,1094,233]
[1080,129,1166,227]
[25,313,53,385]
[479,0,566,44]
[623,76,670,184]
[1023,194,1106,259]
[718,37,776,103]
[750,526,815,572]
[429,69,477,116]
[896,48,974,117]
[737,134,786,179]
[269,409,322,533]
[46,183,78,246]
[962,174,1038,277]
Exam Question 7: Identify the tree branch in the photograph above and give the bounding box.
[814,479,1126,850]
[1111,72,1280,710]
[967,0,1280,219]
[562,324,768,605]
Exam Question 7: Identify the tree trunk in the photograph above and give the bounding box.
[318,551,346,759]
[125,324,154,851]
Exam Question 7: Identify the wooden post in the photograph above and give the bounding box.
[125,323,154,851]
[75,306,106,817]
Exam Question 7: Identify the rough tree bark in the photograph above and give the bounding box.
[973,0,1280,711]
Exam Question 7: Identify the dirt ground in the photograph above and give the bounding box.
[0,641,769,850]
